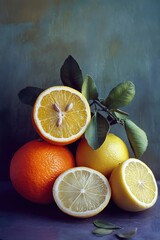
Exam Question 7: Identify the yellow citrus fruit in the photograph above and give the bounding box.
[76,133,129,177]
[32,86,91,145]
[53,167,111,218]
[10,139,75,204]
[109,158,158,212]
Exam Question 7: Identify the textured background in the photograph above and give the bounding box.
[0,0,160,180]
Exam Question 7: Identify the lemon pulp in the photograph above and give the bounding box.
[53,167,111,218]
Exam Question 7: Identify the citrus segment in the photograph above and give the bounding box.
[76,133,129,177]
[53,167,111,218]
[109,158,158,212]
[32,86,91,145]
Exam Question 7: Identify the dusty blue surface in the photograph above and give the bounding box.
[0,0,160,180]
[0,181,160,240]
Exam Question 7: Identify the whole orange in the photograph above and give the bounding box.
[10,139,75,204]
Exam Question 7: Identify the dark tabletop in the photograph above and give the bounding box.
[0,181,160,240]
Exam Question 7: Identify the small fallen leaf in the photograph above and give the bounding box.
[115,227,137,239]
[93,219,121,229]
[92,228,113,236]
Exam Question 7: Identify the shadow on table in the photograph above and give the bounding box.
[0,181,160,240]
[0,181,159,226]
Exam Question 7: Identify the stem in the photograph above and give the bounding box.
[90,100,124,125]
[94,100,112,114]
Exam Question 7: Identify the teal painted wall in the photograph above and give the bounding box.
[0,0,160,180]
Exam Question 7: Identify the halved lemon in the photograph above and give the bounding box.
[109,158,158,212]
[32,86,91,145]
[53,167,111,218]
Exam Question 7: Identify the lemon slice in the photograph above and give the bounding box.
[53,167,111,218]
[109,158,158,212]
[32,86,91,145]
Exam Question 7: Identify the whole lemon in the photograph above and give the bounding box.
[76,133,129,177]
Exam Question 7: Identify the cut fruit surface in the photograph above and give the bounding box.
[53,167,111,218]
[109,158,158,212]
[32,86,91,145]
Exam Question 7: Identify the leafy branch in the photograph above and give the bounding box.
[59,56,148,157]
[18,55,148,158]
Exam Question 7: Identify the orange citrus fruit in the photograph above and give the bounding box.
[10,139,75,204]
[76,133,129,177]
[109,158,158,212]
[32,86,91,145]
[53,167,111,218]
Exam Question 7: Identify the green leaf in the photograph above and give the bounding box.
[112,109,129,121]
[18,86,44,106]
[81,75,98,100]
[85,112,110,150]
[115,228,137,239]
[93,220,121,229]
[124,119,148,158]
[92,228,113,236]
[60,55,83,92]
[103,81,135,109]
